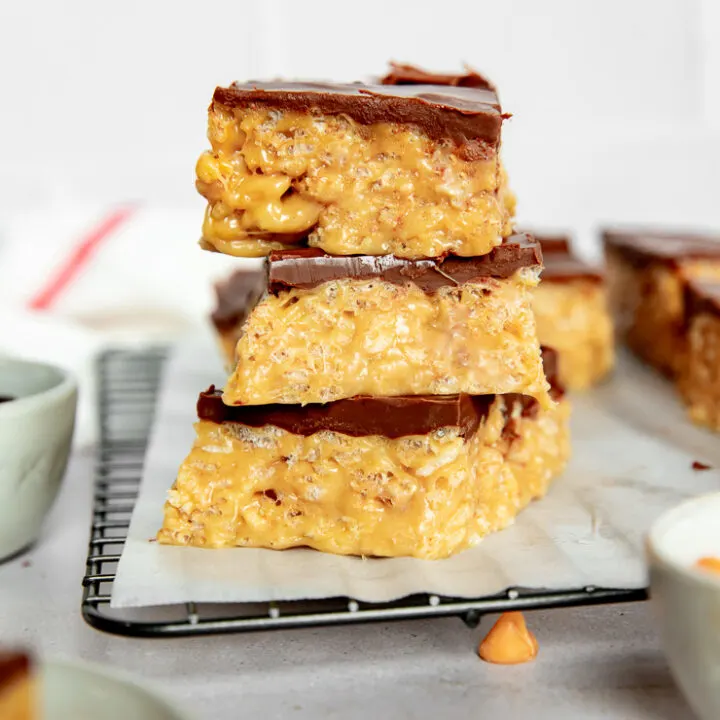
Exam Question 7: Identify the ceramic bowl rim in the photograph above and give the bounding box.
[0,356,77,417]
[647,491,720,591]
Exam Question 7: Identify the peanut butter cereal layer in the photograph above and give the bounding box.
[531,235,614,390]
[603,229,720,378]
[158,371,569,560]
[223,235,552,408]
[197,81,510,259]
[678,279,720,431]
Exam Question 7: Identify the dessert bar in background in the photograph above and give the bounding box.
[222,234,551,407]
[531,234,614,390]
[603,228,720,378]
[159,351,569,560]
[678,279,720,431]
[0,651,34,720]
[196,80,512,259]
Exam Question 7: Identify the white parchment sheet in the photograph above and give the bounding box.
[112,329,720,607]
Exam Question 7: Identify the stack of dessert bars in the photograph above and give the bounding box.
[158,64,570,559]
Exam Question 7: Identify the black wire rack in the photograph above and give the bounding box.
[81,348,648,638]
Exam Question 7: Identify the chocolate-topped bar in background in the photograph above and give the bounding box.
[210,266,265,369]
[159,347,569,560]
[530,233,614,390]
[196,78,512,259]
[603,228,720,378]
[221,233,553,408]
[678,279,720,431]
[0,651,34,719]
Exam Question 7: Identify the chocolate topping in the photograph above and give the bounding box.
[198,389,495,439]
[540,346,563,397]
[0,652,29,687]
[685,278,720,321]
[524,233,604,283]
[380,62,496,93]
[603,228,720,268]
[212,81,505,161]
[268,233,542,294]
[211,268,265,332]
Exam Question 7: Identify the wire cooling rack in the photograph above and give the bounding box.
[81,348,647,638]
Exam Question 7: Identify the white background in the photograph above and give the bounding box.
[1,0,719,255]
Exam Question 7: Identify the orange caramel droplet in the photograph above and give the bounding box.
[696,556,720,575]
[478,611,539,665]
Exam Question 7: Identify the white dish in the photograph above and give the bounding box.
[0,356,77,561]
[647,492,720,720]
[42,659,192,720]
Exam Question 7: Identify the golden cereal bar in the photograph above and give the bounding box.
[196,81,511,259]
[531,234,614,390]
[158,382,569,560]
[223,235,552,407]
[678,279,720,431]
[603,229,720,378]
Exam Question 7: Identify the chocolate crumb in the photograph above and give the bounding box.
[692,460,712,471]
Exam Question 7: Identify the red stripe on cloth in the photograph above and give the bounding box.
[28,206,136,311]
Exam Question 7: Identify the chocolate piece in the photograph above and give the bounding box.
[533,233,603,282]
[210,268,265,332]
[212,81,506,161]
[603,228,720,268]
[198,387,495,439]
[267,233,542,294]
[685,278,720,321]
[380,61,496,92]
[540,346,563,397]
[503,347,563,428]
[0,652,29,687]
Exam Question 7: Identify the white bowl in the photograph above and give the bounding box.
[647,492,720,720]
[0,356,77,561]
[42,659,192,719]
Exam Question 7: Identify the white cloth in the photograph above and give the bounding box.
[0,206,259,446]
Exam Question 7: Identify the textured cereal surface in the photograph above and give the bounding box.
[197,106,510,259]
[533,280,614,390]
[158,399,570,559]
[679,314,720,431]
[224,270,551,407]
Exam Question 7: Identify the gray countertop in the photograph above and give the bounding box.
[0,451,694,719]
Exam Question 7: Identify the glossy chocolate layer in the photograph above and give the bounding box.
[212,81,505,161]
[268,233,542,294]
[533,234,604,283]
[211,268,265,332]
[380,62,496,92]
[603,228,720,268]
[685,278,720,321]
[199,388,495,439]
[0,652,29,687]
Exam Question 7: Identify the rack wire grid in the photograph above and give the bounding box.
[81,348,648,638]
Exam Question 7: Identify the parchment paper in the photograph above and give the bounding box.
[112,329,720,607]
